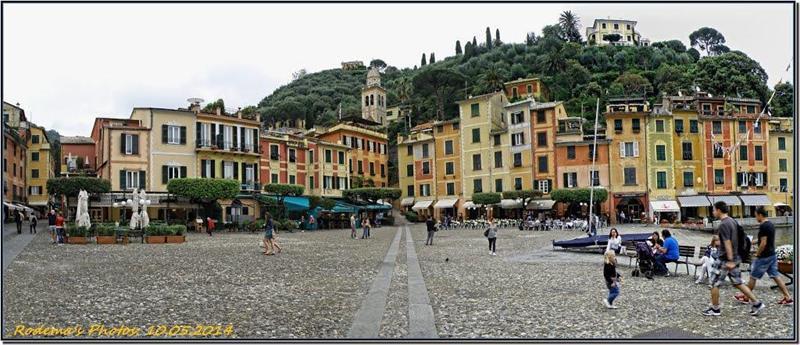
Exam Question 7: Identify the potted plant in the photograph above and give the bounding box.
[165,225,186,244]
[95,224,117,244]
[67,224,89,244]
[145,225,166,244]
[777,245,793,274]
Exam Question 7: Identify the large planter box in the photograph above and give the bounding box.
[165,235,185,244]
[145,236,166,244]
[778,261,793,274]
[96,236,116,244]
[67,236,88,244]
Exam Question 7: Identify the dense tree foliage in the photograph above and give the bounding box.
[770,82,794,117]
[689,27,726,56]
[167,178,240,201]
[256,21,776,129]
[550,188,608,204]
[343,188,401,203]
[47,177,111,197]
[472,192,502,205]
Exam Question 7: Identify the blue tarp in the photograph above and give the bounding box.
[264,195,310,212]
[552,233,652,248]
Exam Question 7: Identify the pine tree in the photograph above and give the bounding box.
[421,53,427,66]
[485,27,493,49]
[455,40,462,55]
[429,52,436,64]
[495,28,502,46]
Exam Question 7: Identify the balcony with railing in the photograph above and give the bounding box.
[196,139,259,154]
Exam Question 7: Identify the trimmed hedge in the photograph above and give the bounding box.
[472,192,502,205]
[550,188,608,204]
[343,187,401,203]
[167,178,240,201]
[47,177,111,196]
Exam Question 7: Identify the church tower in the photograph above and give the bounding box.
[361,67,387,126]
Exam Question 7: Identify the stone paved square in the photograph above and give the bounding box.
[2,222,794,340]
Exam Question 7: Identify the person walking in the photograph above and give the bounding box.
[262,213,275,255]
[206,217,215,236]
[695,235,720,285]
[603,250,622,309]
[308,214,316,232]
[361,216,371,239]
[350,214,357,239]
[425,215,436,245]
[55,211,65,245]
[28,212,38,234]
[734,207,793,305]
[15,210,23,234]
[486,218,498,255]
[703,201,765,316]
[606,228,622,254]
[47,209,57,244]
[619,210,626,224]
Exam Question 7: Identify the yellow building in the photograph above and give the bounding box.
[767,117,793,216]
[457,91,508,216]
[432,119,462,218]
[645,106,679,221]
[586,18,647,46]
[503,100,535,191]
[307,137,351,198]
[193,105,261,222]
[397,122,436,217]
[26,125,53,211]
[661,95,710,220]
[605,97,650,223]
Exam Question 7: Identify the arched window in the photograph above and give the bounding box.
[370,94,374,106]
[364,95,369,105]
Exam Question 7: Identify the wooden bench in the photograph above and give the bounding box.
[672,245,698,275]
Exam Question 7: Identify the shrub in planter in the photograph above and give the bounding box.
[405,210,419,223]
[381,216,395,226]
[145,225,166,244]
[96,224,117,244]
[67,224,89,244]
[166,225,187,243]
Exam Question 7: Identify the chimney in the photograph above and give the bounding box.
[215,107,221,116]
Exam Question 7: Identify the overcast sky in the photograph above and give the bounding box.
[3,3,794,136]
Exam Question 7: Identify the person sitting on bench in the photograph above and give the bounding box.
[654,229,679,276]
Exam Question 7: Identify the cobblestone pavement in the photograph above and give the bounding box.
[2,223,795,340]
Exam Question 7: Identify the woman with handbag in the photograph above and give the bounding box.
[485,218,497,255]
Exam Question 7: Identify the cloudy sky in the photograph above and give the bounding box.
[3,3,794,136]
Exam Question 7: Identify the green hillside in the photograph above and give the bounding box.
[256,16,792,132]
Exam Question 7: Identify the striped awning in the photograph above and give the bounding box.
[650,200,680,212]
[708,195,742,207]
[401,197,415,206]
[738,194,771,206]
[677,195,711,208]
[434,199,459,209]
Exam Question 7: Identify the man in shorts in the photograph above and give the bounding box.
[734,207,793,305]
[47,209,58,244]
[703,201,765,316]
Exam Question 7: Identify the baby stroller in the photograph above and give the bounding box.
[631,241,655,279]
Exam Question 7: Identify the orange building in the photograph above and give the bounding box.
[315,119,388,188]
[554,117,611,218]
[504,77,550,102]
[2,102,29,206]
[432,119,462,218]
[260,129,309,188]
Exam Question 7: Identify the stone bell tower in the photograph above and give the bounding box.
[361,67,387,126]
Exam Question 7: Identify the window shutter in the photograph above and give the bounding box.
[132,135,139,155]
[180,126,186,145]
[762,172,767,186]
[233,161,238,179]
[240,127,245,148]
[252,129,259,150]
[210,160,216,178]
[119,170,126,189]
[563,173,568,188]
[162,165,168,184]
[180,166,187,178]
[532,179,538,190]
[210,123,216,142]
[201,159,206,178]
[242,162,247,183]
[619,142,625,157]
[120,133,127,154]
[232,126,238,148]
[139,171,146,190]
[162,125,168,144]
[547,179,553,191]
[254,163,258,182]
[196,123,201,146]
[633,141,639,157]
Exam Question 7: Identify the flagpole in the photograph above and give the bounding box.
[588,97,600,239]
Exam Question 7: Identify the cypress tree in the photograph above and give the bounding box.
[485,27,492,49]
[421,53,427,66]
[472,36,477,48]
[429,52,436,64]
[455,40,462,55]
[495,28,502,45]
[464,41,472,58]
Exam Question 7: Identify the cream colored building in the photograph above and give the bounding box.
[586,18,647,46]
[26,125,53,210]
[767,117,793,215]
[397,122,437,216]
[130,108,197,192]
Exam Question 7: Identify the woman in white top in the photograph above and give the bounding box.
[605,228,622,254]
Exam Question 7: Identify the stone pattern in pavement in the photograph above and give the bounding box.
[378,229,408,338]
[412,226,794,339]
[3,227,395,339]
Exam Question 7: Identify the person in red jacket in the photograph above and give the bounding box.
[55,212,66,245]
[206,217,215,236]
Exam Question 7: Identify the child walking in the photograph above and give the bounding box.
[603,250,621,309]
[695,235,720,285]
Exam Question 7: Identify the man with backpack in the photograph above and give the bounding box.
[734,207,793,305]
[703,201,765,316]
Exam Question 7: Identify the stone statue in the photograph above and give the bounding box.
[76,189,92,228]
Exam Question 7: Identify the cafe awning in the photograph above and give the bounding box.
[434,199,459,209]
[738,194,771,206]
[412,200,434,211]
[3,202,20,211]
[708,195,742,207]
[463,201,480,209]
[774,202,789,207]
[677,195,711,208]
[264,195,310,212]
[527,199,556,210]
[500,199,522,209]
[650,200,680,213]
[401,197,415,206]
